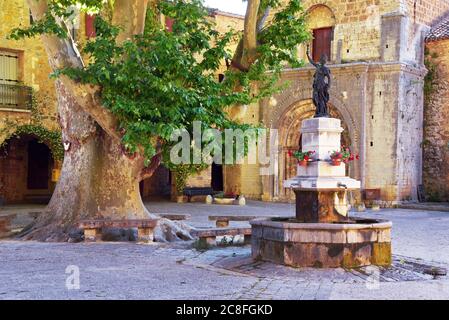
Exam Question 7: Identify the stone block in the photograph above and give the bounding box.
[262,227,286,241]
[372,242,392,266]
[284,242,345,268]
[346,229,377,243]
[258,239,286,265]
[137,227,154,243]
[342,243,372,268]
[285,229,346,244]
[377,228,391,243]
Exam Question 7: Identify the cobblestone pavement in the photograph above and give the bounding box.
[1,201,449,299]
[0,241,448,300]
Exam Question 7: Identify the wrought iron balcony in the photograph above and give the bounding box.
[0,83,33,111]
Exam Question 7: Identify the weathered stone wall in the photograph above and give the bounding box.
[0,0,59,143]
[422,39,449,201]
[403,0,449,26]
[294,0,401,63]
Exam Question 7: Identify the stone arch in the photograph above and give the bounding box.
[306,4,336,30]
[268,98,360,202]
[0,130,59,204]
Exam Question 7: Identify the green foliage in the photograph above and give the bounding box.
[0,124,64,161]
[424,47,438,104]
[170,163,208,194]
[11,0,310,169]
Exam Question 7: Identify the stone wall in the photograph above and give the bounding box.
[404,0,449,26]
[0,0,59,143]
[422,39,449,201]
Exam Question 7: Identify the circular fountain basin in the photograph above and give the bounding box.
[250,217,392,268]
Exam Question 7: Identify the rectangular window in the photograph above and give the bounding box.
[0,50,19,107]
[312,27,332,62]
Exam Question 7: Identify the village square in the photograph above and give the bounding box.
[1,0,449,301]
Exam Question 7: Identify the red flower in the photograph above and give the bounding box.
[356,154,360,160]
[288,150,293,157]
[304,155,309,161]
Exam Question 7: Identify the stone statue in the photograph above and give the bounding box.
[306,46,331,118]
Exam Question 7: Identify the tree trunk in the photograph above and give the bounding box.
[21,82,193,242]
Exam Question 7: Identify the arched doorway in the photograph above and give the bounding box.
[0,134,56,204]
[276,100,352,202]
[139,165,172,201]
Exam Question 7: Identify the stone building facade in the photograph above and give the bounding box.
[0,0,59,204]
[224,0,449,205]
[422,15,449,201]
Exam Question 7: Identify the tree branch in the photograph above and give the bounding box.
[27,0,121,142]
[241,0,260,68]
[140,153,162,181]
[232,0,269,70]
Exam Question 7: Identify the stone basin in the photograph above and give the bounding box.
[250,217,392,268]
[213,198,236,205]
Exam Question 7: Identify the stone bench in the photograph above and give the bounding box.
[183,187,216,202]
[158,213,191,221]
[192,227,252,248]
[78,219,158,243]
[0,214,17,237]
[208,215,278,227]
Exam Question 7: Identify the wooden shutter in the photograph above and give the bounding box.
[165,17,174,32]
[85,14,96,38]
[0,51,19,107]
[0,51,19,84]
[312,27,332,62]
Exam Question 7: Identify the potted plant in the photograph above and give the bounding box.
[329,147,359,166]
[288,150,315,166]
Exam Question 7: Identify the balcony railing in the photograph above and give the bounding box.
[0,83,33,111]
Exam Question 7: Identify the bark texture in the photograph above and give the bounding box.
[21,83,192,242]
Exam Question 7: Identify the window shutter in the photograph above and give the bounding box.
[85,14,96,38]
[165,17,174,32]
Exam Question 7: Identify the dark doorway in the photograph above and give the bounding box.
[211,163,223,192]
[27,140,50,189]
[312,27,332,62]
[140,165,171,201]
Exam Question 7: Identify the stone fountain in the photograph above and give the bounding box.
[250,50,392,268]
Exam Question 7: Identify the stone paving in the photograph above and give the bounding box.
[0,201,449,299]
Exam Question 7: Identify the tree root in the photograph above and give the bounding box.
[17,215,195,243]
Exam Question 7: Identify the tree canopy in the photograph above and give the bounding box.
[10,0,310,167]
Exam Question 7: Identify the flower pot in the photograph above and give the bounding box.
[331,159,342,166]
[298,160,308,167]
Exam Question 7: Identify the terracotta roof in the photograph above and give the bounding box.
[426,15,449,42]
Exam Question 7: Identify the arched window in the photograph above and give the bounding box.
[307,5,336,62]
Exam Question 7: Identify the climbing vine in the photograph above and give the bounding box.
[0,124,64,161]
[170,163,209,194]
[424,47,439,105]
[0,88,63,161]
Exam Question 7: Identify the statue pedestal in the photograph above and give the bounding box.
[251,117,392,268]
[284,117,360,223]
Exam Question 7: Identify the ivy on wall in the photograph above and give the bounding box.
[0,88,63,161]
[424,47,439,104]
[0,124,64,161]
[170,164,209,194]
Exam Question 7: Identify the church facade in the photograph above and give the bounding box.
[223,0,449,205]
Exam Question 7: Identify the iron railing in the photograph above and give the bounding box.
[0,83,33,110]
